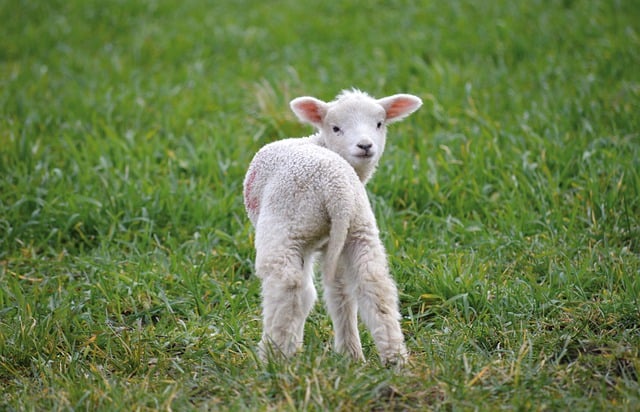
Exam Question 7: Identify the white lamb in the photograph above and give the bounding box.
[243,89,422,366]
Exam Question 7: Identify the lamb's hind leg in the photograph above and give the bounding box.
[346,237,407,366]
[323,255,364,361]
[255,238,316,361]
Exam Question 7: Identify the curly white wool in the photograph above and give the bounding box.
[243,89,422,366]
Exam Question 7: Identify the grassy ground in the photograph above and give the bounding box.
[1,0,639,410]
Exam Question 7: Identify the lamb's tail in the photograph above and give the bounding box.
[323,213,350,284]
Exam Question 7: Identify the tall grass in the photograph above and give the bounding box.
[1,0,639,410]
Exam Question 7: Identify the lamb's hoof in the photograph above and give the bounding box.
[380,351,408,371]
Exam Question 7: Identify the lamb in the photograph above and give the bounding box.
[243,89,422,366]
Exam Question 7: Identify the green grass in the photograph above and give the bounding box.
[1,0,639,410]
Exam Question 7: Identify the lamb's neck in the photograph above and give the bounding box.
[358,166,376,184]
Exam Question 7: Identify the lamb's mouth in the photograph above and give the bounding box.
[355,152,374,159]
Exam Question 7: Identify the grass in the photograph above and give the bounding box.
[1,0,639,410]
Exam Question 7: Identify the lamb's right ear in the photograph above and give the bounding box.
[378,94,423,123]
[290,97,328,127]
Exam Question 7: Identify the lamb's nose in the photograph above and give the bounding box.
[357,142,373,152]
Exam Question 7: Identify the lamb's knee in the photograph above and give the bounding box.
[260,274,305,310]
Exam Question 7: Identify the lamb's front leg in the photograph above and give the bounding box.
[347,238,408,367]
[323,257,364,361]
[255,246,316,361]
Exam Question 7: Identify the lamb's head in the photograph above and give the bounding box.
[290,89,422,182]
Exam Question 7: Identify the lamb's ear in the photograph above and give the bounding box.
[378,94,423,123]
[290,97,328,127]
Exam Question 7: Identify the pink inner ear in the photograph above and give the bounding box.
[386,98,417,119]
[297,101,323,123]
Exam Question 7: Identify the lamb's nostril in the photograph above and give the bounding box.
[357,143,373,151]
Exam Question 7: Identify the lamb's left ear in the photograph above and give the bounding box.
[290,97,328,128]
[377,94,423,123]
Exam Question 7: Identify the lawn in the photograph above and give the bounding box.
[1,0,639,410]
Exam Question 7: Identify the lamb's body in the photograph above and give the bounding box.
[245,138,362,272]
[243,89,422,365]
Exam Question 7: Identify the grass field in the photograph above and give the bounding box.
[1,0,639,410]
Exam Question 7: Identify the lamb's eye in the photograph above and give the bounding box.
[332,126,341,133]
[376,121,383,129]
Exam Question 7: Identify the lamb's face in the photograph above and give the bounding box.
[322,97,387,174]
[289,89,423,182]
